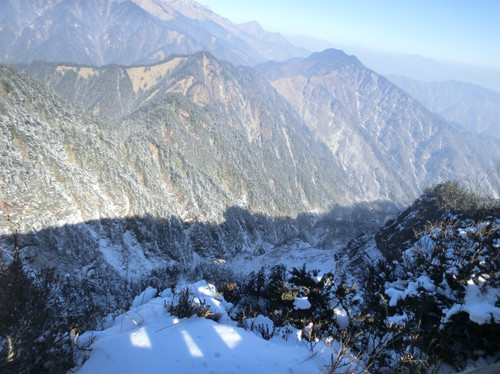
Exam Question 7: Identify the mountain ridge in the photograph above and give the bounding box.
[0,0,307,66]
[0,55,354,230]
[17,49,500,206]
[387,74,500,139]
[256,49,500,202]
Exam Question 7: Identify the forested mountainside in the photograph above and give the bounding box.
[256,49,500,202]
[387,75,500,139]
[3,54,362,225]
[18,50,500,207]
[2,48,499,373]
[3,58,391,274]
[0,0,305,66]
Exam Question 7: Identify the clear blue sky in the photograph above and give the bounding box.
[198,0,500,68]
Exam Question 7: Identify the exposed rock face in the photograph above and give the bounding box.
[0,0,306,66]
[256,49,500,203]
[387,75,500,139]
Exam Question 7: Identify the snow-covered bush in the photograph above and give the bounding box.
[236,264,356,342]
[385,218,499,367]
[374,184,500,370]
[168,287,214,320]
[349,183,500,372]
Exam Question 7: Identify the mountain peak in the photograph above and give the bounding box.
[306,48,362,70]
[238,20,265,35]
[255,48,362,80]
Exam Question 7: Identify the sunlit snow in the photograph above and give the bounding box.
[74,280,346,374]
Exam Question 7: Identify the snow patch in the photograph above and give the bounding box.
[132,286,158,308]
[293,296,311,310]
[385,275,435,307]
[443,280,500,325]
[334,307,349,329]
[387,312,408,326]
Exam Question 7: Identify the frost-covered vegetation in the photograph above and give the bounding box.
[1,182,498,373]
[78,183,499,373]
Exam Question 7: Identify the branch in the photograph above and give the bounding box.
[0,244,9,255]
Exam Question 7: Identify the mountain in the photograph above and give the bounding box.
[17,51,359,208]
[0,0,306,66]
[256,49,500,202]
[2,58,499,374]
[1,2,499,372]
[353,50,500,94]
[1,56,373,273]
[17,50,500,204]
[285,34,500,93]
[0,62,401,369]
[4,49,498,286]
[387,75,500,139]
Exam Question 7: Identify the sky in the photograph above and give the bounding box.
[197,0,500,69]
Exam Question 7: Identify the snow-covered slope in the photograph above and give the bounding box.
[75,281,347,374]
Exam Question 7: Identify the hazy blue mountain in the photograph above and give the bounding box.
[285,34,500,93]
[0,0,306,66]
[387,75,500,139]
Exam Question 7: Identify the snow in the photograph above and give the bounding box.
[333,307,349,330]
[417,235,436,258]
[74,281,337,374]
[443,279,500,325]
[384,287,405,307]
[293,297,311,310]
[225,240,341,276]
[98,231,156,278]
[244,315,274,335]
[132,286,157,308]
[385,275,436,307]
[404,235,436,261]
[386,312,408,326]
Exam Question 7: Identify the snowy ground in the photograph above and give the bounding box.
[73,281,352,374]
[226,239,341,275]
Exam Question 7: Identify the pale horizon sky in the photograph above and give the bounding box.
[198,0,500,69]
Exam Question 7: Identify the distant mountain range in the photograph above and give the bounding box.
[286,34,500,94]
[0,0,306,66]
[387,75,500,139]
